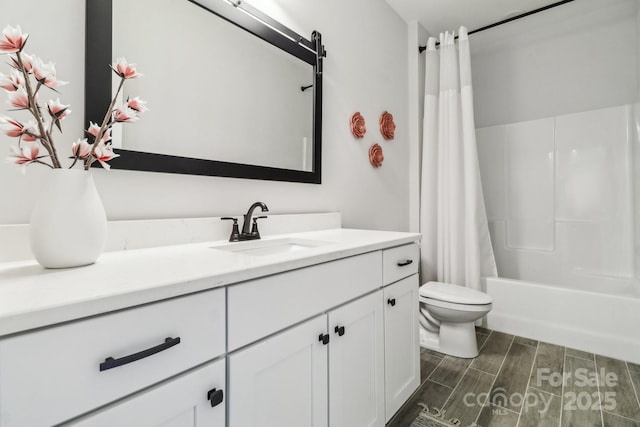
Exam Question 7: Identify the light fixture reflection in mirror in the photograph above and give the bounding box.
[85,0,325,183]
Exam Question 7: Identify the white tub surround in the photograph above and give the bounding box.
[0,214,421,427]
[485,276,640,365]
[477,104,639,288]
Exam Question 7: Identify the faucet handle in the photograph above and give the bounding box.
[250,216,268,238]
[221,217,240,242]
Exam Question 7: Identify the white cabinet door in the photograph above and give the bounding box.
[328,291,385,427]
[72,358,226,427]
[383,274,420,422]
[228,314,328,427]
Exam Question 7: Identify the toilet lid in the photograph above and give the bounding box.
[419,281,493,305]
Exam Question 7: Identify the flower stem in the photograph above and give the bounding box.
[85,76,125,170]
[34,159,54,168]
[15,52,62,168]
[69,155,80,169]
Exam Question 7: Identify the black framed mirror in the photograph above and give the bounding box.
[85,0,325,183]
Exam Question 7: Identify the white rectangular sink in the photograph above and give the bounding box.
[211,238,332,256]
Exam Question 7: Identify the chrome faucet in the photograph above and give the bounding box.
[241,202,269,240]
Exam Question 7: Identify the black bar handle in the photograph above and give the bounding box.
[318,333,329,345]
[334,325,345,336]
[99,337,181,372]
[387,298,396,307]
[207,388,224,408]
[397,259,413,267]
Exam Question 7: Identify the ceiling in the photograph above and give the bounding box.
[385,0,568,36]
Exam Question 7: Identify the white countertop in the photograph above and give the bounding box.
[0,228,420,337]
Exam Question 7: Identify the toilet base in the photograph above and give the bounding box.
[420,321,479,358]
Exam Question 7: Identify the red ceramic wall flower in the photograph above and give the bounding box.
[369,143,384,168]
[379,111,396,140]
[350,112,366,138]
[0,25,146,171]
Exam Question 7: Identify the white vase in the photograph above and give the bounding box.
[29,169,107,268]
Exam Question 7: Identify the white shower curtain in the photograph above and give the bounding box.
[419,27,497,291]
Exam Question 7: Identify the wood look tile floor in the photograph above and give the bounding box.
[387,327,640,427]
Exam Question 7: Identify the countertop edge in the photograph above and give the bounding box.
[0,230,420,337]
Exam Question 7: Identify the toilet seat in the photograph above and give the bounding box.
[422,297,492,312]
[419,281,493,305]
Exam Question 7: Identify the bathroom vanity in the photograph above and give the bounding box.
[0,217,420,427]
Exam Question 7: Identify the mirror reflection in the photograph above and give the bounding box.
[112,0,314,171]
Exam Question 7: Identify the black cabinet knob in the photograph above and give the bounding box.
[318,333,330,345]
[334,325,345,336]
[387,298,396,307]
[397,259,413,267]
[207,388,224,408]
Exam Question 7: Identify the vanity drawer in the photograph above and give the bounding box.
[382,243,419,285]
[228,251,382,351]
[0,288,225,427]
[70,358,226,427]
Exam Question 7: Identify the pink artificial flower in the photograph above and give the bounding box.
[87,121,101,137]
[126,96,148,113]
[33,59,67,89]
[0,70,25,91]
[93,143,119,170]
[113,106,139,123]
[0,116,22,137]
[10,52,35,73]
[86,121,111,143]
[0,116,37,141]
[32,58,50,80]
[7,87,29,109]
[71,138,92,159]
[7,144,39,166]
[0,25,28,54]
[99,127,112,144]
[47,98,71,120]
[111,57,142,79]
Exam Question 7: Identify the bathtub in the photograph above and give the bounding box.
[483,276,640,364]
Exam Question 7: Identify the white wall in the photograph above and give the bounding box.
[0,0,409,232]
[471,0,639,128]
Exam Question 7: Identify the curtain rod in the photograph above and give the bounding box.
[418,0,575,53]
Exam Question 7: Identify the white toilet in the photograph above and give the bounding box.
[419,281,493,358]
